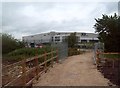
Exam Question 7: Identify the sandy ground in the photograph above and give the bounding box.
[34,52,109,86]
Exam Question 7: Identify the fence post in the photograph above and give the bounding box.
[35,55,39,80]
[69,48,70,56]
[44,50,47,72]
[112,60,115,69]
[51,48,54,67]
[69,48,71,56]
[56,49,59,63]
[71,48,72,56]
[96,50,100,66]
[22,58,26,86]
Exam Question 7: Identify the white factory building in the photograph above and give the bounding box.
[22,31,99,47]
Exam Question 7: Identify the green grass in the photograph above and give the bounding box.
[103,54,120,59]
[104,54,120,58]
[3,46,57,62]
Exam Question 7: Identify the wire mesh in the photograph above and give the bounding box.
[93,42,104,64]
[51,42,68,62]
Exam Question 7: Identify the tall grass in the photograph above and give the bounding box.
[3,46,56,62]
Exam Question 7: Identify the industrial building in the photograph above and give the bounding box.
[22,31,99,47]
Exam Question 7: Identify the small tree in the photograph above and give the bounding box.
[66,32,77,48]
[94,13,120,52]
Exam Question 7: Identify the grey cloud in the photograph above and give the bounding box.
[105,2,118,14]
[2,2,118,39]
[118,1,120,16]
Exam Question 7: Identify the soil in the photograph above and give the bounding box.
[97,59,120,86]
[34,52,109,86]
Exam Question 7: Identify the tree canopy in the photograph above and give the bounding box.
[1,33,24,54]
[94,13,120,52]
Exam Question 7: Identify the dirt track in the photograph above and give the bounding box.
[34,52,109,86]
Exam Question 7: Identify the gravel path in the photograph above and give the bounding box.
[34,52,109,86]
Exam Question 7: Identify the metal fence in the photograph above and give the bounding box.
[93,42,104,65]
[51,42,68,62]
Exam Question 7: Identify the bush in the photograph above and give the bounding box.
[68,48,81,56]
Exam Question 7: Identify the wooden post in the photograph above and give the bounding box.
[112,60,114,69]
[51,48,54,67]
[44,50,47,72]
[22,58,26,85]
[96,50,100,66]
[96,51,98,66]
[35,56,39,80]
[69,48,71,56]
[71,48,72,56]
[68,48,69,56]
[56,49,59,63]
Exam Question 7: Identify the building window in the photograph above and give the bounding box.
[52,37,53,41]
[55,36,60,38]
[55,36,60,41]
[57,33,60,35]
[81,40,87,43]
[55,39,60,41]
[89,40,98,43]
[81,33,86,36]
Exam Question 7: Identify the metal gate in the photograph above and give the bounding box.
[93,42,104,65]
[51,42,68,62]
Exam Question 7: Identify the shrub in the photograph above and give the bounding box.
[1,33,24,54]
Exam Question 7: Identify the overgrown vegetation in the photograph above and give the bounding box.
[1,33,57,65]
[94,13,120,52]
[65,32,82,56]
[3,46,56,63]
[94,14,120,86]
[1,33,25,54]
[68,48,82,56]
[65,32,78,48]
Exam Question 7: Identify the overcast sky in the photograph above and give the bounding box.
[1,1,119,40]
